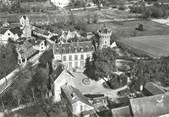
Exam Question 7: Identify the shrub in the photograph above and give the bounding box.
[118,5,126,10]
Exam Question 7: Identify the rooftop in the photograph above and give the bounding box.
[53,41,94,54]
[61,84,92,106]
[130,93,169,117]
[111,106,131,117]
[17,40,39,59]
[0,27,22,36]
[143,82,165,96]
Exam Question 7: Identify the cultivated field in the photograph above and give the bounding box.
[86,20,169,37]
[118,35,169,58]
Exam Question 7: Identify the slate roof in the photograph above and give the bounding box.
[0,27,22,36]
[0,28,8,34]
[130,93,169,117]
[17,40,38,59]
[53,41,93,54]
[111,106,131,117]
[33,27,50,35]
[9,27,22,36]
[143,82,165,96]
[61,84,93,106]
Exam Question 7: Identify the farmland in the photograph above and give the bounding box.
[86,20,169,38]
[117,35,169,58]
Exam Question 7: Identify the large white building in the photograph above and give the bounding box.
[53,41,94,70]
[52,25,112,70]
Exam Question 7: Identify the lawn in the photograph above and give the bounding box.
[117,35,169,58]
[86,20,169,38]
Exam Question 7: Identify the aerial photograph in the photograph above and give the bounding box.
[1,0,169,117]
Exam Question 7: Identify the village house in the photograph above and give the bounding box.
[0,27,22,44]
[16,39,39,66]
[61,84,96,117]
[16,38,47,66]
[50,69,76,102]
[60,84,110,117]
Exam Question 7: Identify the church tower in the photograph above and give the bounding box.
[97,25,112,49]
[20,16,32,38]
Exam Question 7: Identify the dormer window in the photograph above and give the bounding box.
[75,48,77,52]
[71,93,76,100]
[80,48,84,52]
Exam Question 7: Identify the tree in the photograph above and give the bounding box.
[92,0,103,10]
[84,48,117,81]
[0,40,17,79]
[28,64,49,100]
[84,57,96,80]
[39,49,54,74]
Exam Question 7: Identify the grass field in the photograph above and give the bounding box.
[86,20,169,38]
[117,35,169,58]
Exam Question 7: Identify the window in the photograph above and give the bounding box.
[69,62,72,68]
[81,54,84,60]
[8,33,10,36]
[63,56,66,61]
[80,61,85,68]
[87,54,90,58]
[75,55,78,60]
[69,55,72,61]
[75,62,78,68]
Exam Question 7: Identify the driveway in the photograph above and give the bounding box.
[71,72,127,99]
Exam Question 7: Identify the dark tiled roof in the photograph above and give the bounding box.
[17,40,38,59]
[54,41,93,54]
[33,27,50,36]
[143,82,165,95]
[130,93,169,117]
[0,27,22,36]
[111,106,131,117]
[61,84,93,106]
[0,28,8,34]
[9,27,22,36]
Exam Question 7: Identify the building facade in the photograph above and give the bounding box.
[0,27,21,44]
[53,41,94,70]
